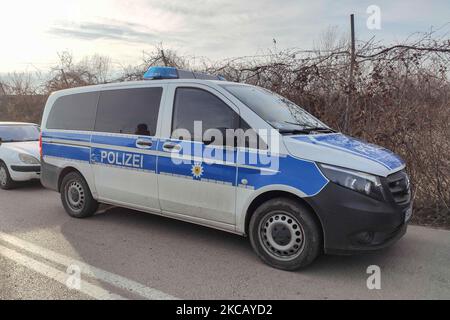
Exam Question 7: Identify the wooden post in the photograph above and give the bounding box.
[344,14,356,131]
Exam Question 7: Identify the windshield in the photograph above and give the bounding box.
[221,84,330,133]
[0,125,40,142]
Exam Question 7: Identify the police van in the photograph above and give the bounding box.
[40,66,412,270]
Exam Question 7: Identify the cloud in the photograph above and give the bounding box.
[150,0,227,17]
[48,20,163,44]
[44,0,450,58]
[2,0,447,73]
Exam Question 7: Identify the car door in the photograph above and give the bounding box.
[157,84,242,227]
[90,85,164,212]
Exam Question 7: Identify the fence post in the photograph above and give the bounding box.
[345,14,356,132]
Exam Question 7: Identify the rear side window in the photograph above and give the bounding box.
[95,87,162,136]
[46,92,99,131]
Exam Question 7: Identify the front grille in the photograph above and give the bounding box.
[386,170,411,205]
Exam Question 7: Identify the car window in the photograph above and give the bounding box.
[238,118,268,150]
[0,125,40,142]
[47,92,99,131]
[220,84,328,132]
[171,87,239,146]
[95,87,163,136]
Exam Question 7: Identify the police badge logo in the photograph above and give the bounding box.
[191,162,204,179]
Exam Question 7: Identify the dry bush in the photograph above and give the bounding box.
[116,45,191,82]
[0,52,112,122]
[202,31,449,227]
[0,72,46,123]
[45,51,111,92]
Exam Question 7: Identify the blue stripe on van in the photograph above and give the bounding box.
[292,133,404,170]
[157,154,236,185]
[237,156,328,196]
[91,134,158,149]
[41,131,91,143]
[42,131,329,197]
[43,131,159,150]
[91,147,157,172]
[156,139,328,195]
[156,139,237,185]
[42,143,90,162]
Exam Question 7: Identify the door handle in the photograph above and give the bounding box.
[163,142,181,152]
[136,138,153,149]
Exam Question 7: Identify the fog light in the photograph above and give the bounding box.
[354,231,374,245]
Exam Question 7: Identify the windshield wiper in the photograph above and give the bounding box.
[278,128,311,135]
[277,122,335,135]
[282,121,333,131]
[300,126,335,133]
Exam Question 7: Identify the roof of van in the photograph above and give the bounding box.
[0,122,38,126]
[49,79,246,97]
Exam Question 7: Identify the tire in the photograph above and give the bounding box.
[0,161,15,190]
[249,197,322,271]
[60,171,98,218]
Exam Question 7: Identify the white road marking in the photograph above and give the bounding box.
[0,244,125,300]
[0,232,178,300]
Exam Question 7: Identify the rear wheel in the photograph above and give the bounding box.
[249,197,322,270]
[60,171,98,218]
[0,162,15,190]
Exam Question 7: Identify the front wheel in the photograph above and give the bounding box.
[0,162,15,190]
[249,197,322,270]
[60,171,98,218]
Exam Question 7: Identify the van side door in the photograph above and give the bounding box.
[157,83,242,229]
[90,85,165,212]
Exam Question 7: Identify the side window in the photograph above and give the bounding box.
[95,87,162,136]
[171,87,239,145]
[46,92,99,131]
[238,118,268,150]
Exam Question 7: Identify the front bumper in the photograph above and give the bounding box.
[11,165,41,172]
[305,181,411,255]
[9,164,41,181]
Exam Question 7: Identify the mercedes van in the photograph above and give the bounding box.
[40,67,412,270]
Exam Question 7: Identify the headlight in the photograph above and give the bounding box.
[318,163,384,201]
[18,153,40,165]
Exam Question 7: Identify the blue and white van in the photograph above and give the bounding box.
[40,67,412,270]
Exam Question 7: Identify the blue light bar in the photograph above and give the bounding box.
[143,66,179,80]
[143,66,227,81]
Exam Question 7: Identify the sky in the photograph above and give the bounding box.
[0,0,448,73]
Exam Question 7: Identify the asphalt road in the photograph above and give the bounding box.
[0,181,449,300]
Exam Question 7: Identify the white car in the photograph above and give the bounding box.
[0,122,41,189]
